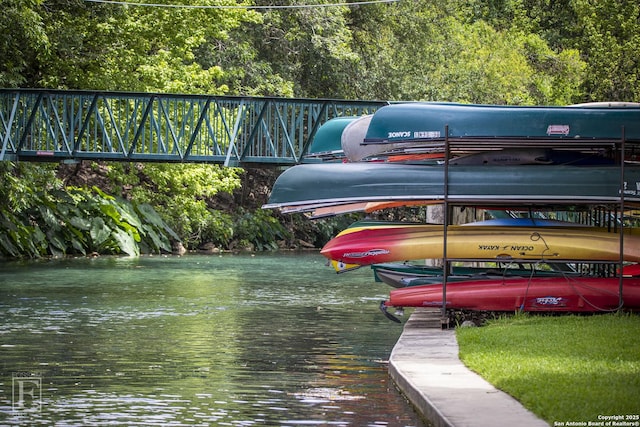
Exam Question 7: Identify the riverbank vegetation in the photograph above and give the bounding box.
[0,161,356,257]
[456,313,640,424]
[2,0,640,258]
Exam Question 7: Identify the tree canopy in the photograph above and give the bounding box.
[4,0,640,102]
[2,0,640,257]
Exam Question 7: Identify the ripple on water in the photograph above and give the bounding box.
[0,254,426,427]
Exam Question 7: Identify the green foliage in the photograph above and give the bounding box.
[106,163,242,249]
[570,0,640,101]
[0,163,178,258]
[199,209,235,248]
[0,0,48,87]
[246,0,359,98]
[457,313,640,423]
[483,0,640,102]
[5,0,640,103]
[20,0,260,93]
[348,0,586,104]
[233,208,290,251]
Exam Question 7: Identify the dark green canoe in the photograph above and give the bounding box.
[305,116,360,159]
[363,102,640,145]
[371,262,576,288]
[263,162,640,209]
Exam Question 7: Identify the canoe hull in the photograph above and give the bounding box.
[372,262,574,288]
[263,163,640,210]
[383,277,640,312]
[364,102,640,144]
[306,116,360,160]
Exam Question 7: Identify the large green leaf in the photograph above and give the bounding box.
[111,228,139,257]
[90,217,111,246]
[141,225,171,253]
[99,202,141,242]
[69,216,92,231]
[71,237,86,256]
[92,186,115,201]
[99,203,121,223]
[136,203,165,228]
[116,201,143,230]
[137,203,180,241]
[0,232,19,257]
[38,205,60,230]
[32,226,46,245]
[47,233,67,253]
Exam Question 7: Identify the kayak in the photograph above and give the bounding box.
[381,276,640,314]
[320,223,640,266]
[341,114,427,162]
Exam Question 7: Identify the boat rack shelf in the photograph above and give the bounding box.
[438,258,629,265]
[405,137,632,151]
[437,130,631,327]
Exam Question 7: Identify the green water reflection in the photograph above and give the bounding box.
[0,253,425,426]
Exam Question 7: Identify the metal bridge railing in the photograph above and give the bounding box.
[0,89,386,166]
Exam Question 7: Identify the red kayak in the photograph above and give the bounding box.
[382,276,640,315]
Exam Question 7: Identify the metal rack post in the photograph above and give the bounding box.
[619,127,626,308]
[442,126,450,329]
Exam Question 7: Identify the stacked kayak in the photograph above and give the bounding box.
[380,276,640,320]
[264,102,640,315]
[307,102,640,162]
[320,222,640,266]
[264,162,640,214]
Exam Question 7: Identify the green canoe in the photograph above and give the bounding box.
[305,116,360,160]
[363,102,640,145]
[263,163,640,209]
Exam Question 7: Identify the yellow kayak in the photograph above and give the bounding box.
[322,221,639,271]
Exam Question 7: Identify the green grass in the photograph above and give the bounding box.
[456,313,640,424]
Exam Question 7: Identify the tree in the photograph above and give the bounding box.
[28,0,260,94]
[243,0,360,98]
[0,0,48,87]
[483,0,640,102]
[570,0,640,102]
[348,0,585,104]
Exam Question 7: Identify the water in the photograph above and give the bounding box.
[0,253,426,426]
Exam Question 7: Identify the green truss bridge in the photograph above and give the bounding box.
[0,89,386,166]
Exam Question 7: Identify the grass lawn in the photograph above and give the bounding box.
[456,313,640,425]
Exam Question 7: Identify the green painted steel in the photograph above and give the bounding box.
[0,89,385,165]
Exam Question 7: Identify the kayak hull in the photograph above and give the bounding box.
[383,276,640,312]
[320,224,640,265]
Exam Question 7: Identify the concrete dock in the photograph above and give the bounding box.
[389,309,550,427]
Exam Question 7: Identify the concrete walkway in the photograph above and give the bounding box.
[388,309,550,427]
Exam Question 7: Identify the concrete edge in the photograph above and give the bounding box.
[388,308,550,427]
[388,355,455,427]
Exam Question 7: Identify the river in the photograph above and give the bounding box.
[0,252,426,426]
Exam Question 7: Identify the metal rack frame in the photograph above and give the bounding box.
[439,126,633,328]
